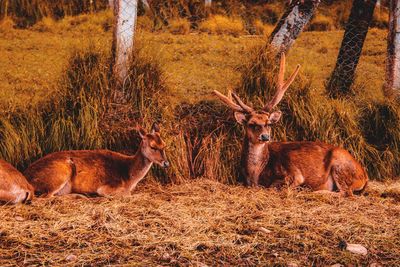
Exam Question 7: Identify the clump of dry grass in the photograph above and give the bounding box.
[252,19,274,36]
[0,179,399,265]
[167,18,191,35]
[174,101,242,184]
[308,13,335,31]
[199,15,245,37]
[31,17,56,32]
[0,0,108,28]
[0,16,14,32]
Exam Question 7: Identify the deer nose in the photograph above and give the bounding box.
[260,134,270,142]
[162,161,170,168]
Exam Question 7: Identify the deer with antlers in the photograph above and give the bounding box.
[0,160,34,204]
[24,123,169,198]
[214,53,368,196]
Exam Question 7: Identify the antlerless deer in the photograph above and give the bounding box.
[0,160,34,204]
[214,53,368,196]
[24,124,169,198]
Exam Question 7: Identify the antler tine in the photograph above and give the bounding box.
[264,53,301,112]
[213,90,245,112]
[231,92,254,113]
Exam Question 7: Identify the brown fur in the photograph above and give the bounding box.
[24,125,169,198]
[0,159,34,204]
[241,139,368,196]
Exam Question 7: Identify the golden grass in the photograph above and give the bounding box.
[0,8,399,266]
[199,15,245,37]
[167,18,191,35]
[308,13,335,31]
[0,179,399,265]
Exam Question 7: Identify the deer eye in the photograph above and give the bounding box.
[250,124,261,131]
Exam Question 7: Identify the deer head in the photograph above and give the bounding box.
[137,123,170,168]
[214,53,300,144]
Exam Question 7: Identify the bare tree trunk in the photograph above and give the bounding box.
[109,0,114,9]
[142,0,150,11]
[269,0,320,53]
[327,0,377,98]
[385,0,400,98]
[112,0,138,96]
[205,0,212,8]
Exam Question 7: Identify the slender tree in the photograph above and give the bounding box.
[205,0,212,8]
[269,0,320,53]
[327,0,377,98]
[385,0,400,98]
[112,0,139,96]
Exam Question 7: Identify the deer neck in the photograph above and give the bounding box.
[241,138,269,186]
[127,148,153,191]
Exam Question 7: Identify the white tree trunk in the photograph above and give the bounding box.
[385,0,400,97]
[269,0,320,53]
[112,0,138,86]
[205,0,212,8]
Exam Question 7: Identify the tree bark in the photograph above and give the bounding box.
[327,0,377,98]
[142,0,150,11]
[385,0,400,98]
[269,0,320,54]
[112,0,138,91]
[205,0,212,8]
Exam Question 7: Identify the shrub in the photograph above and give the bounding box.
[32,17,56,32]
[167,18,191,35]
[199,15,245,37]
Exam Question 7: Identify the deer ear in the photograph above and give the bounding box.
[138,127,147,139]
[234,112,247,125]
[269,111,282,124]
[151,123,160,134]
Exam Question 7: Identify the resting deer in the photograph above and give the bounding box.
[24,123,169,198]
[0,160,34,204]
[213,53,368,196]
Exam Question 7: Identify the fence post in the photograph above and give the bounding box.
[112,0,138,101]
[385,0,400,98]
[327,0,377,98]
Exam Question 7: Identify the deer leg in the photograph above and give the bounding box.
[0,190,25,204]
[97,185,130,198]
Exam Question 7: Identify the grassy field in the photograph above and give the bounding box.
[0,10,399,266]
[0,11,387,110]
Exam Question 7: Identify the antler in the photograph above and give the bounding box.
[231,92,254,113]
[263,53,301,112]
[213,90,254,113]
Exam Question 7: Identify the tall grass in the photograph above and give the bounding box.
[0,47,166,172]
[0,0,108,27]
